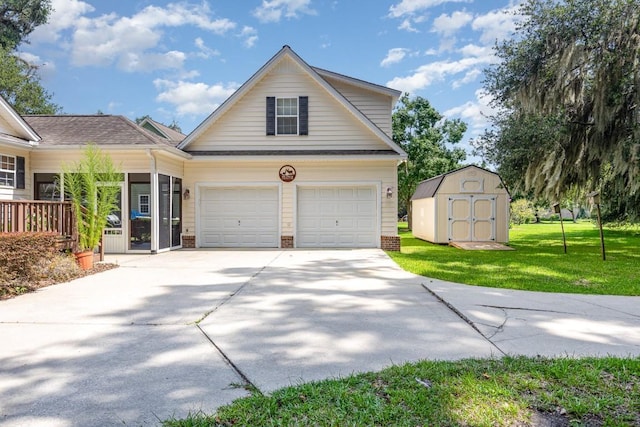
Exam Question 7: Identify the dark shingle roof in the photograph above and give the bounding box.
[23,115,174,147]
[411,175,445,200]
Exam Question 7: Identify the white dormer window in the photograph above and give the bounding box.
[276,98,298,135]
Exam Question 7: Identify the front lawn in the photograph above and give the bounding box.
[165,356,640,426]
[387,221,640,295]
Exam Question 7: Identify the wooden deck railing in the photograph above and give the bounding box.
[0,200,76,249]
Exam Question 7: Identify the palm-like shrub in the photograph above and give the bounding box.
[61,144,122,252]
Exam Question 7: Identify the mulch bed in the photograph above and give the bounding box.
[0,263,119,301]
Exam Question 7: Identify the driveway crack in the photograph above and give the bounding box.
[477,304,577,315]
[194,251,285,324]
[196,324,262,396]
[421,283,506,356]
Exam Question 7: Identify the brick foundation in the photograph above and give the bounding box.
[281,235,294,248]
[182,235,195,248]
[381,235,401,251]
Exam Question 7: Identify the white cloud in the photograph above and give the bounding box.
[398,18,419,32]
[458,43,493,58]
[30,0,94,43]
[472,6,520,44]
[253,0,316,23]
[452,68,481,88]
[388,0,460,18]
[16,51,56,78]
[118,51,187,73]
[239,26,258,48]
[154,79,239,116]
[432,10,473,36]
[194,38,220,59]
[386,56,493,94]
[33,2,237,72]
[380,48,410,67]
[444,89,496,135]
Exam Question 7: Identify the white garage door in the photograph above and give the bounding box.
[297,186,377,248]
[199,187,279,247]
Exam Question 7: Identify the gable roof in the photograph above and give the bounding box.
[411,165,509,200]
[179,45,407,158]
[0,95,41,147]
[312,66,402,105]
[139,117,186,144]
[22,115,190,158]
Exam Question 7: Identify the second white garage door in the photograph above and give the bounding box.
[297,186,377,248]
[199,187,279,247]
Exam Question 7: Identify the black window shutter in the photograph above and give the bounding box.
[16,156,25,189]
[266,97,275,135]
[299,96,308,135]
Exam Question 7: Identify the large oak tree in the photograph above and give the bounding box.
[476,0,640,220]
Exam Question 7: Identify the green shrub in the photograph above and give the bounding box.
[0,233,59,282]
[510,199,536,225]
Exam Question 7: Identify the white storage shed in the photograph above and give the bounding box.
[411,165,510,244]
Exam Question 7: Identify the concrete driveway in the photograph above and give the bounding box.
[1,249,639,426]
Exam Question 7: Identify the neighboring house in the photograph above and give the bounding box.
[0,45,407,253]
[138,117,186,145]
[411,165,510,244]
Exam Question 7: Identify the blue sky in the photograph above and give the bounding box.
[19,0,521,156]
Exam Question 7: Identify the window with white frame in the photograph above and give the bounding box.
[276,97,298,135]
[0,155,16,187]
[139,194,150,214]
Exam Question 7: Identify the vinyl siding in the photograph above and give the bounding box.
[412,198,436,243]
[155,152,183,178]
[320,76,394,137]
[30,150,152,173]
[183,159,398,242]
[188,57,391,152]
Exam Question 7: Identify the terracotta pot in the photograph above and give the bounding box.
[75,250,94,270]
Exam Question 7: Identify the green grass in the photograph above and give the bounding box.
[164,356,640,426]
[388,221,640,295]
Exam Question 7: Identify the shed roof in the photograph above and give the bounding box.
[23,115,175,147]
[411,175,445,200]
[411,165,509,200]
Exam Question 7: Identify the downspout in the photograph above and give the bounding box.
[146,149,158,254]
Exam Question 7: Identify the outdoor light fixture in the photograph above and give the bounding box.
[183,188,190,200]
[386,187,393,199]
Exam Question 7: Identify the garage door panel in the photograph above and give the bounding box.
[297,185,377,248]
[199,187,278,248]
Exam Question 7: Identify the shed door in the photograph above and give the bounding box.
[199,187,279,247]
[297,186,377,248]
[448,195,496,242]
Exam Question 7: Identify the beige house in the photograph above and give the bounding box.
[0,46,407,253]
[411,165,510,244]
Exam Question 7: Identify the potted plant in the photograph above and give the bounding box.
[61,144,122,270]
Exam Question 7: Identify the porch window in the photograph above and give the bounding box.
[0,154,16,187]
